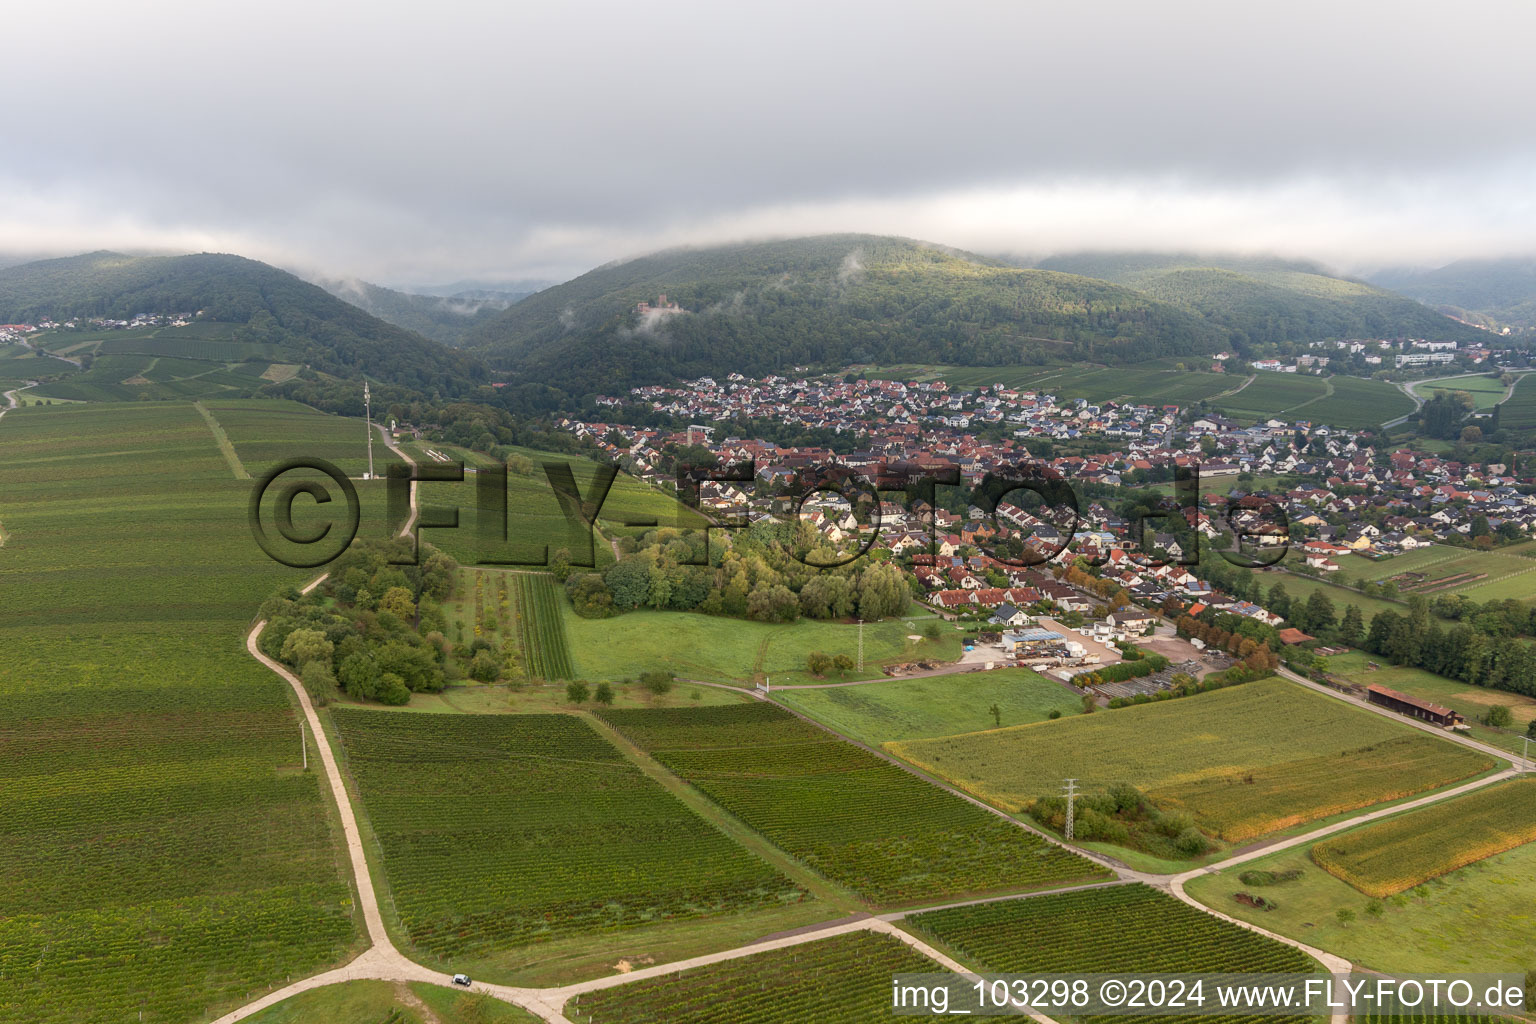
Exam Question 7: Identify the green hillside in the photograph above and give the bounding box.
[1037,251,1484,346]
[1370,258,1536,329]
[0,252,487,393]
[314,277,524,344]
[462,235,1230,394]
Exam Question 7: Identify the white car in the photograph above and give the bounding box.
[452,973,472,987]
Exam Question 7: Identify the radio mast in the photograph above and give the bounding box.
[364,380,375,480]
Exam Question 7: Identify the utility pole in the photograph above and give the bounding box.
[300,720,307,771]
[857,619,864,670]
[1523,734,1531,771]
[363,379,375,480]
[1063,778,1078,840]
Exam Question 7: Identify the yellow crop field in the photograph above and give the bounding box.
[1310,777,1536,897]
[887,679,1495,843]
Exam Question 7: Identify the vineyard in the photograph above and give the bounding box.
[565,931,950,1023]
[889,679,1494,842]
[206,398,401,480]
[330,710,805,961]
[911,884,1318,1024]
[516,573,574,679]
[0,402,359,1022]
[1310,778,1536,897]
[595,704,1108,905]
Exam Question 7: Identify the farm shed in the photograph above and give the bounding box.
[1366,684,1465,728]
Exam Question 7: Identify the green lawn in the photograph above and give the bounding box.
[888,678,1495,843]
[776,667,1082,746]
[563,602,959,684]
[1186,827,1536,975]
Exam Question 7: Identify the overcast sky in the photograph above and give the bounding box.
[4,0,1534,286]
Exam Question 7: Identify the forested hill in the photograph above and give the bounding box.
[313,277,525,345]
[461,235,1229,395]
[1036,251,1484,347]
[1369,258,1536,330]
[0,251,487,392]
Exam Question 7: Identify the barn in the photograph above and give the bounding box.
[1365,684,1465,728]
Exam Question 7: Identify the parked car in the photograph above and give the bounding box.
[452,974,472,987]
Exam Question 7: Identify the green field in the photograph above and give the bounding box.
[1410,372,1514,410]
[564,603,959,685]
[1296,375,1417,428]
[1187,823,1536,975]
[596,703,1108,905]
[1500,372,1536,429]
[246,980,540,1023]
[1211,371,1328,419]
[204,398,402,480]
[0,403,361,1023]
[566,931,949,1023]
[330,710,805,964]
[777,667,1083,746]
[1310,777,1536,897]
[516,573,575,678]
[888,679,1495,842]
[911,884,1317,1024]
[1357,544,1536,602]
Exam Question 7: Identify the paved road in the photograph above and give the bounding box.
[0,381,36,421]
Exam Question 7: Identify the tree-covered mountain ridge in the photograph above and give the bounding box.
[0,251,486,393]
[461,235,1234,394]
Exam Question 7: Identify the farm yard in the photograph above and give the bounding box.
[565,931,950,1024]
[0,402,359,1023]
[1350,544,1536,602]
[888,679,1495,843]
[1319,651,1536,755]
[776,667,1085,746]
[330,710,807,965]
[1309,777,1536,897]
[596,703,1109,904]
[911,884,1317,1024]
[1187,825,1536,975]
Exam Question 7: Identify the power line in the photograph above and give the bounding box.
[1062,778,1078,841]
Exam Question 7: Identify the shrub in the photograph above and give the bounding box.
[566,680,591,704]
[1048,709,1062,720]
[1486,705,1514,728]
[376,672,411,706]
[639,670,674,695]
[467,649,502,683]
[594,682,615,706]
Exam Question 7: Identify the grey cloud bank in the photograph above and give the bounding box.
[3,0,1534,284]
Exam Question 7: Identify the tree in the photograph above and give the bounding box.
[1304,589,1336,635]
[338,653,380,699]
[989,703,1001,728]
[832,653,854,676]
[1461,425,1483,444]
[593,681,615,705]
[565,680,590,703]
[924,621,942,641]
[639,670,673,694]
[1486,705,1514,728]
[806,651,833,677]
[468,649,502,682]
[1471,515,1492,539]
[1526,719,1536,739]
[300,661,337,705]
[380,585,417,620]
[376,672,411,706]
[1336,908,1356,925]
[281,628,333,669]
[1338,605,1364,647]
